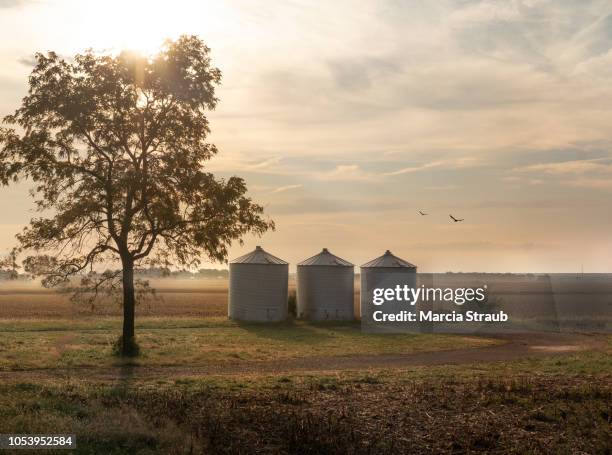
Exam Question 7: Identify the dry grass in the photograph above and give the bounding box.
[0,366,609,454]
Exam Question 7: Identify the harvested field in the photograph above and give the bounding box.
[0,363,610,454]
[0,279,609,454]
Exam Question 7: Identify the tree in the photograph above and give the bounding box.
[0,36,274,355]
[0,250,18,280]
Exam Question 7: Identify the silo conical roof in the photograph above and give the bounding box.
[230,246,288,265]
[361,250,416,269]
[298,248,353,266]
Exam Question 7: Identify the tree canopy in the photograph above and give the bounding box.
[0,35,274,354]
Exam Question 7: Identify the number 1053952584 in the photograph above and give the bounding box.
[0,434,76,449]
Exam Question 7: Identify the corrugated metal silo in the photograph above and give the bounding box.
[360,250,417,324]
[228,246,289,322]
[297,248,355,321]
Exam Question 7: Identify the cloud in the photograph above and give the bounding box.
[17,55,37,67]
[318,164,376,181]
[515,159,612,175]
[425,184,458,191]
[567,178,612,189]
[327,56,400,90]
[248,157,281,170]
[384,161,445,176]
[384,157,480,176]
[511,157,612,190]
[501,175,521,182]
[269,196,398,215]
[206,154,290,175]
[271,184,302,193]
[409,240,554,252]
[564,12,612,64]
[448,1,522,25]
[232,0,612,166]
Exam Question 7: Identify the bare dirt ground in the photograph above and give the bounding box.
[1,332,606,382]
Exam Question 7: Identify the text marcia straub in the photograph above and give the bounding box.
[372,310,509,323]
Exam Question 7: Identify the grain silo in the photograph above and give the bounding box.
[360,250,417,329]
[297,248,355,321]
[228,246,289,322]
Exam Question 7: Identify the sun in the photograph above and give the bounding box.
[95,0,187,55]
[64,0,212,56]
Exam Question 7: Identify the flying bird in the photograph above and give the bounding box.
[418,210,428,216]
[449,214,464,223]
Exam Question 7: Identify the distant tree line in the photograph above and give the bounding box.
[0,267,228,281]
[133,267,228,279]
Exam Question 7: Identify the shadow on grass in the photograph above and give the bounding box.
[234,318,361,344]
[106,362,138,400]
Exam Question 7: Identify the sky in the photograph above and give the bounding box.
[1,0,612,272]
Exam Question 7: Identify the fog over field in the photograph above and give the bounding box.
[1,273,609,333]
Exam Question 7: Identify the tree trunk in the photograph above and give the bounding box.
[121,257,136,356]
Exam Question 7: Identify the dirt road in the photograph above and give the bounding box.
[0,332,607,381]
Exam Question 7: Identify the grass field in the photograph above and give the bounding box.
[0,280,609,454]
[0,317,494,371]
